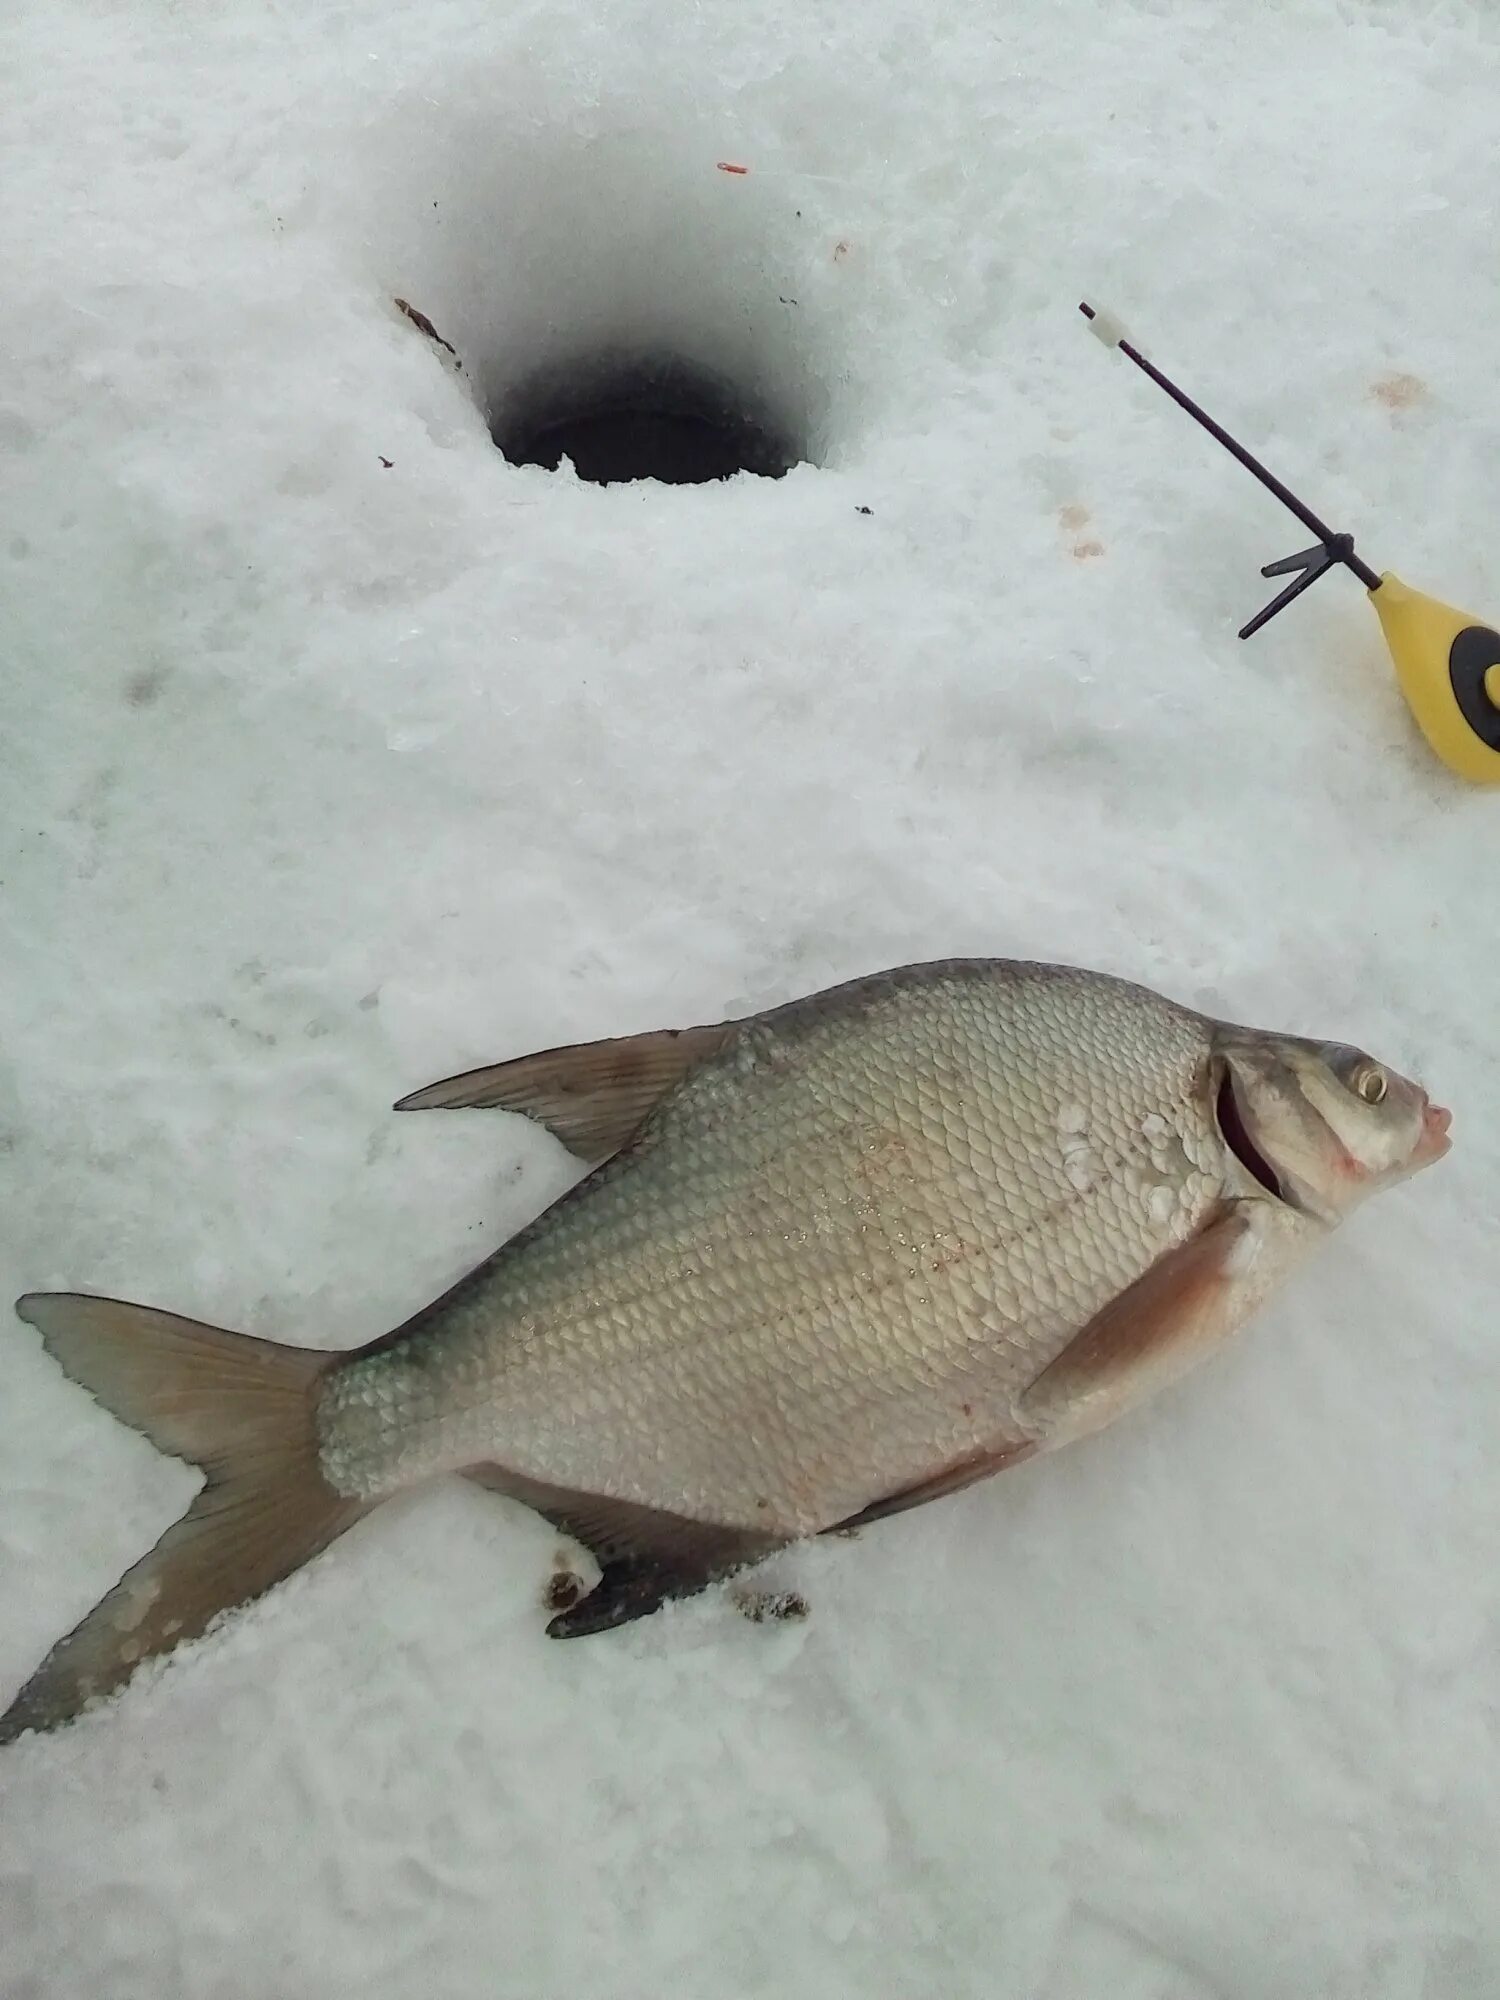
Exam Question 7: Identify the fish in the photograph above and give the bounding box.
[1,957,1451,1742]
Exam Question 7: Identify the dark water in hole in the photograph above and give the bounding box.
[494,355,799,486]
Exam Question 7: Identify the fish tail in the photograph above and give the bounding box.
[2,1292,368,1745]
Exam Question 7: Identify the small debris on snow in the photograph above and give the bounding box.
[393,296,462,366]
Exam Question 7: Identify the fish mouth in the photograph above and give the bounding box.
[1416,1099,1453,1164]
[1215,1067,1287,1202]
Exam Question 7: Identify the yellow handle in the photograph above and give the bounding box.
[1369,573,1500,784]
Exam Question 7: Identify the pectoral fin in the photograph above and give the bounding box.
[395,1022,736,1163]
[1018,1206,1254,1447]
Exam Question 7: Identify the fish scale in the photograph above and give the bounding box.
[318,962,1226,1528]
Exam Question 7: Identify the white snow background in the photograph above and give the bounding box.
[1,0,1496,1994]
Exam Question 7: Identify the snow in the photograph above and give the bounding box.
[2,0,1497,1992]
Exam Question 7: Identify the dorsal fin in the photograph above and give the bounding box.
[393,1022,736,1162]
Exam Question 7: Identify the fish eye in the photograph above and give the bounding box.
[1351,1063,1388,1105]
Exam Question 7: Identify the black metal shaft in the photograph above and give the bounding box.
[1078,303,1382,593]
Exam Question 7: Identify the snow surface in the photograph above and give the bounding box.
[2,0,1497,1993]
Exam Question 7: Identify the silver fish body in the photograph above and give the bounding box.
[322,962,1304,1529]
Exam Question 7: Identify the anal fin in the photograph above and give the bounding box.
[464,1465,782,1637]
[824,1439,1038,1535]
